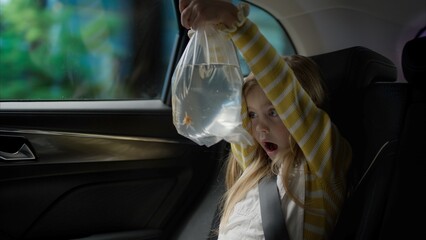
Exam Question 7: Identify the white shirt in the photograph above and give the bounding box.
[218,164,305,240]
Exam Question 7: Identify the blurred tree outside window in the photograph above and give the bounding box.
[0,0,179,100]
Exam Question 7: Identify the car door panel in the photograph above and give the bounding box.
[0,107,224,240]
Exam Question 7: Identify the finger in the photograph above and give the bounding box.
[179,0,190,13]
[180,7,192,29]
[191,8,208,30]
[191,12,202,30]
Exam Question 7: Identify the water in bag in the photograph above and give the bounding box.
[173,63,244,146]
[172,25,253,146]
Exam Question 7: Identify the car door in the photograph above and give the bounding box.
[0,1,228,240]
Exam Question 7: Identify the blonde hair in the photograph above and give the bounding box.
[219,55,327,229]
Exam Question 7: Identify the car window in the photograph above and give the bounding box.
[235,1,295,76]
[0,0,294,102]
[0,0,179,101]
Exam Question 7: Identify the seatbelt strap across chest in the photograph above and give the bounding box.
[259,175,290,240]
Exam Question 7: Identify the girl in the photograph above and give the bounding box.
[179,1,352,239]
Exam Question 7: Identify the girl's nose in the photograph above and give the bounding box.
[255,120,269,134]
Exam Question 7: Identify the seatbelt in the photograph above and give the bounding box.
[258,175,290,240]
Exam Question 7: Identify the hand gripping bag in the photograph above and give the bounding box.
[171,25,253,147]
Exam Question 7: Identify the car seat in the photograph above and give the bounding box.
[378,36,426,240]
[310,46,408,240]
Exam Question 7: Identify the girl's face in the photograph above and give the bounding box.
[246,84,291,160]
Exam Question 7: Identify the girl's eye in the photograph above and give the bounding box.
[248,111,256,119]
[269,109,278,117]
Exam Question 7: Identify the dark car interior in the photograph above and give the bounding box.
[177,34,426,240]
[0,0,425,239]
[180,39,426,240]
[1,39,425,240]
[329,36,426,240]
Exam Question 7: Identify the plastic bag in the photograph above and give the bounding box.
[171,25,253,147]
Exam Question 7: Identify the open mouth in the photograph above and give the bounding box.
[263,142,278,152]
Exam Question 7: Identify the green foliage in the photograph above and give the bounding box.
[0,0,126,100]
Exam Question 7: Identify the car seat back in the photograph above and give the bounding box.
[310,46,401,189]
[310,46,409,240]
[379,36,426,240]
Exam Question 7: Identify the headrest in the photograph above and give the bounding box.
[402,36,426,87]
[310,46,397,95]
[308,47,397,160]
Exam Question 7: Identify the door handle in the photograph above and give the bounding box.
[0,143,36,161]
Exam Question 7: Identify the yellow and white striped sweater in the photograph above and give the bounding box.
[229,19,352,239]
